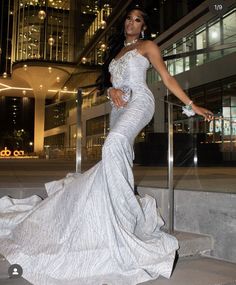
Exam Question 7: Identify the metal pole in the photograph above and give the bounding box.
[168,99,174,234]
[76,89,83,173]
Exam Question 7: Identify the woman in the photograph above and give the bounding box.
[106,8,212,118]
[0,7,213,285]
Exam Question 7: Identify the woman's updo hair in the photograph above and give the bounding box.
[97,5,151,90]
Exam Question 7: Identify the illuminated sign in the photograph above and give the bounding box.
[0,147,25,157]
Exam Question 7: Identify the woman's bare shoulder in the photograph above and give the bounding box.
[140,40,158,47]
[138,40,160,56]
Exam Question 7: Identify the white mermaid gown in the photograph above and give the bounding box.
[0,48,178,285]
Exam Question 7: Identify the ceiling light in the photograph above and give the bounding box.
[48,36,55,46]
[81,57,87,64]
[38,10,46,20]
[100,20,107,29]
[100,43,106,52]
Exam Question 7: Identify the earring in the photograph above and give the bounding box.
[141,30,145,39]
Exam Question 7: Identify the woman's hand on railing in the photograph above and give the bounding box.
[192,103,214,121]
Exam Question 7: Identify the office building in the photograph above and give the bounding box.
[1,0,235,165]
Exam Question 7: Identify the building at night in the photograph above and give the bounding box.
[0,0,114,153]
[0,0,236,165]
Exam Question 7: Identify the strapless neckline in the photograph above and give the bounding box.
[112,48,149,64]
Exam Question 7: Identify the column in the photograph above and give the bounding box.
[34,95,45,153]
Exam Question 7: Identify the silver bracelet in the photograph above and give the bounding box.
[182,100,195,117]
[186,100,193,110]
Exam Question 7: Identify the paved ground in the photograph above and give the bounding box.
[139,256,236,285]
[133,165,236,193]
[0,159,235,194]
[0,256,236,285]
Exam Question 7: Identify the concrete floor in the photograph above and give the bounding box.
[0,158,235,194]
[0,256,236,285]
[133,165,236,193]
[139,256,236,285]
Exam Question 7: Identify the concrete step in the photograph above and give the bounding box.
[173,231,214,257]
[0,187,47,199]
[0,188,214,258]
[0,189,214,259]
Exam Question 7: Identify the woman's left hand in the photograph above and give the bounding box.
[192,103,214,121]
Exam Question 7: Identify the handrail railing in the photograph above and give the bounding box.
[163,94,236,233]
[167,91,174,233]
[76,89,83,173]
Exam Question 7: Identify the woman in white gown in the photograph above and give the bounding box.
[0,7,213,285]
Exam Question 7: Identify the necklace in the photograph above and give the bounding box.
[124,38,138,47]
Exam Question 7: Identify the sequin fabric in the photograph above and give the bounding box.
[0,48,178,285]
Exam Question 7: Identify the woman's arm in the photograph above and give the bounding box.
[144,41,213,121]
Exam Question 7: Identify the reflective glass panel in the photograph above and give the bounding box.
[208,20,221,60]
[223,10,236,54]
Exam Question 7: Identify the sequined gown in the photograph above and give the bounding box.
[0,48,178,285]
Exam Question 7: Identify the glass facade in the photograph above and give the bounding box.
[45,101,66,130]
[171,76,236,161]
[147,8,236,84]
[86,114,109,162]
[0,96,34,150]
[69,123,76,148]
[14,0,73,61]
[82,89,107,109]
[0,0,14,75]
[84,6,112,46]
[44,132,65,148]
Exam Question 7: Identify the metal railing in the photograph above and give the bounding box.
[76,89,83,173]
[161,41,236,233]
[167,94,174,233]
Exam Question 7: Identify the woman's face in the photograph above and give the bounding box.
[124,9,146,38]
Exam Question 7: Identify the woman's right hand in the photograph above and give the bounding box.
[108,88,127,108]
[192,103,214,122]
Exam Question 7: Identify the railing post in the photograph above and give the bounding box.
[168,100,174,233]
[76,89,83,173]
